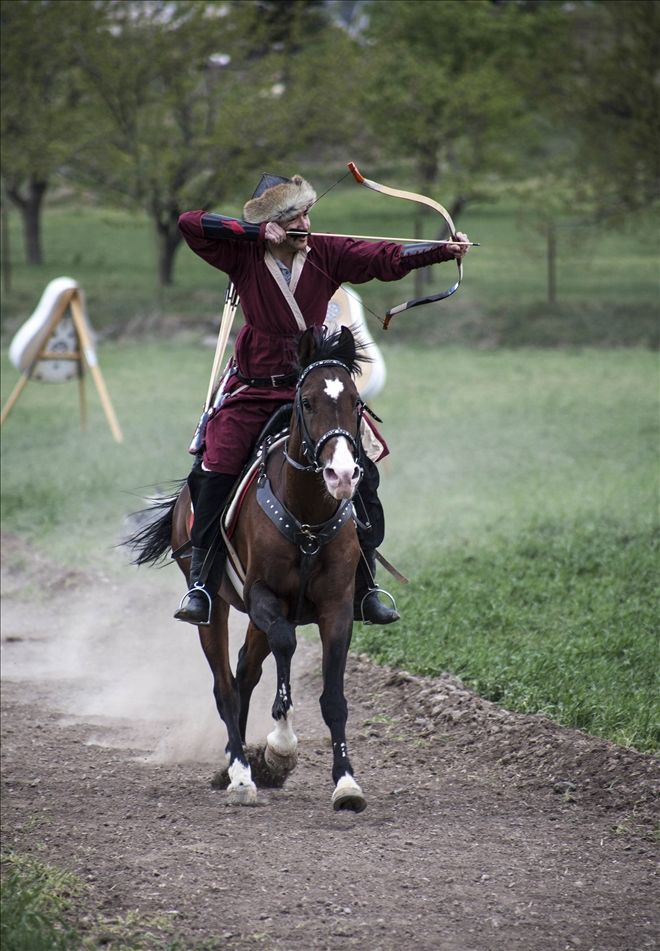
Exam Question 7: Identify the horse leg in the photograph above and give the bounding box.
[235,621,270,743]
[198,597,257,806]
[318,609,367,813]
[246,581,299,771]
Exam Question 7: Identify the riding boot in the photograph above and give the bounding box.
[174,545,226,625]
[353,548,400,625]
[174,466,236,626]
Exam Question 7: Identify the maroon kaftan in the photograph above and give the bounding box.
[179,211,452,474]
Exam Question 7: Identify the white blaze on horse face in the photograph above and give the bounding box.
[323,436,359,500]
[324,376,344,401]
[319,373,359,499]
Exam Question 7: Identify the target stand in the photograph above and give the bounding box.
[1,277,123,442]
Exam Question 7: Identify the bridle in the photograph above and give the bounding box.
[256,357,364,622]
[283,359,365,476]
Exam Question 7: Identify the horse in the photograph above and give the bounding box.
[128,326,369,812]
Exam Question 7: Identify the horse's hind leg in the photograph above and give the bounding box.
[198,598,257,805]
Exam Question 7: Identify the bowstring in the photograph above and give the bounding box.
[303,171,388,329]
[302,251,387,331]
[307,170,352,212]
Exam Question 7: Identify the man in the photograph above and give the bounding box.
[176,173,470,627]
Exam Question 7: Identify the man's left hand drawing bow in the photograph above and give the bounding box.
[347,162,470,329]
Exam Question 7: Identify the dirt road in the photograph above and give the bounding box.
[1,535,658,950]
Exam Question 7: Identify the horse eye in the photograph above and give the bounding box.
[301,397,312,411]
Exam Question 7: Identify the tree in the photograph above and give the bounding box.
[0,0,93,264]
[569,0,660,219]
[71,0,366,286]
[359,0,568,293]
[68,0,258,286]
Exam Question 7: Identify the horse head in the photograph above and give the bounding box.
[293,326,367,500]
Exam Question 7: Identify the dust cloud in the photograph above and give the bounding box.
[1,557,297,765]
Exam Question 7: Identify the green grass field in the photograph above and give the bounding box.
[1,337,657,752]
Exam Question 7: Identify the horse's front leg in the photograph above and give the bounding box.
[198,598,257,806]
[235,621,270,743]
[318,603,367,813]
[246,580,298,771]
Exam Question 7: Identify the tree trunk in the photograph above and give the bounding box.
[1,196,11,293]
[155,212,183,287]
[7,177,48,266]
[547,219,557,305]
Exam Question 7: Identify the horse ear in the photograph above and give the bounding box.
[338,325,356,364]
[298,327,318,369]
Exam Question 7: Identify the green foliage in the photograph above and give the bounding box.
[569,1,660,216]
[0,853,83,951]
[0,0,94,182]
[361,0,576,221]
[2,0,658,290]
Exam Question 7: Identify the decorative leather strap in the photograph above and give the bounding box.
[256,476,354,554]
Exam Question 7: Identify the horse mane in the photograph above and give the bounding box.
[299,325,371,377]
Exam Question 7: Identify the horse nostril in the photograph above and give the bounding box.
[325,467,338,483]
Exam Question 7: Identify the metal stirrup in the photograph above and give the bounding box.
[177,583,213,626]
[357,586,398,624]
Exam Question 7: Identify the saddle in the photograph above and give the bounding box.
[221,405,293,601]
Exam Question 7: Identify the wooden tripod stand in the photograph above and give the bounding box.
[1,284,123,443]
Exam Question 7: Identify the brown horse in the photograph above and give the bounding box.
[128,326,369,812]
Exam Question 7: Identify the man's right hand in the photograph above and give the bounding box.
[264,221,286,244]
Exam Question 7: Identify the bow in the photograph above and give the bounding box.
[347,162,463,329]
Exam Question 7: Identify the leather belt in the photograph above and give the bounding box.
[236,371,298,389]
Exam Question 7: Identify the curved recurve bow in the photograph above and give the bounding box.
[347,162,464,329]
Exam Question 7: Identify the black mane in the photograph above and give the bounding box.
[298,325,371,377]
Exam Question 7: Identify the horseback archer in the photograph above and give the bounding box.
[175,170,471,628]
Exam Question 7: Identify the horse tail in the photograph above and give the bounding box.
[123,480,185,567]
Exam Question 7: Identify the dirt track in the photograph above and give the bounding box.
[1,534,658,950]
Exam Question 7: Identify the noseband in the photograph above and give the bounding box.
[284,359,364,475]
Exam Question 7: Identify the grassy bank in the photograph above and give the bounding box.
[1,340,657,751]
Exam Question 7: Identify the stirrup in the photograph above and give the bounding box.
[356,586,398,624]
[176,583,213,626]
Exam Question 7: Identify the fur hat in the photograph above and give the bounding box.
[243,174,316,224]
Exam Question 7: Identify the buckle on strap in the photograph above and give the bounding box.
[237,371,298,389]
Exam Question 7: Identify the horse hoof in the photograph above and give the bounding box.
[225,761,258,806]
[332,776,367,813]
[227,782,258,806]
[264,743,299,776]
